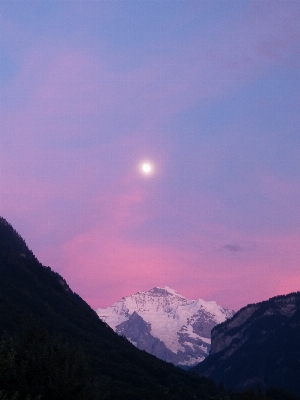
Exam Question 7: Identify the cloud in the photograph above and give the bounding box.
[224,244,244,253]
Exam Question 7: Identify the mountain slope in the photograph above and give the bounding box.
[96,286,234,366]
[192,291,300,396]
[0,216,237,399]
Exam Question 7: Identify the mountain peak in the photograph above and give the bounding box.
[148,286,184,297]
[2,218,228,397]
[96,286,234,367]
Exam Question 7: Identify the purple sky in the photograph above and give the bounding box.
[1,1,300,311]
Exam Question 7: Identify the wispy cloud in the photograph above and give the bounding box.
[224,244,244,253]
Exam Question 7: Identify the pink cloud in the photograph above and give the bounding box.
[60,222,189,308]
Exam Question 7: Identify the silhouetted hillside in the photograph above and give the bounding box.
[1,216,296,399]
[193,291,300,397]
[0,217,239,399]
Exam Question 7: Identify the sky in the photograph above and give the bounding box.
[1,1,300,311]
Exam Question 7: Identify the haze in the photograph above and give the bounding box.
[1,1,300,310]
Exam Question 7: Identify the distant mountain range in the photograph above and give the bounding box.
[1,215,299,399]
[192,291,300,396]
[96,286,234,367]
[0,216,239,399]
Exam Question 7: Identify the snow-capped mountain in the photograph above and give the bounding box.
[96,286,234,367]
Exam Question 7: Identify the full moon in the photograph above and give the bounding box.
[140,162,153,175]
[142,163,151,173]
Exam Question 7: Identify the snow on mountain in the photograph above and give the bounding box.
[96,286,234,367]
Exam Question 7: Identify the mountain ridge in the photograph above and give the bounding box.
[192,290,300,396]
[2,216,298,399]
[96,285,234,366]
[0,216,225,398]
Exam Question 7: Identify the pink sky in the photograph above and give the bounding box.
[1,1,300,310]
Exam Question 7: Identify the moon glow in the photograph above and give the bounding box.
[142,163,151,173]
[141,162,153,175]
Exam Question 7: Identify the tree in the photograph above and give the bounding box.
[0,326,95,400]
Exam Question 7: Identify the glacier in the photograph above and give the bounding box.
[96,286,234,367]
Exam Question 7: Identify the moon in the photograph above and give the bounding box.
[142,163,151,173]
[140,162,153,175]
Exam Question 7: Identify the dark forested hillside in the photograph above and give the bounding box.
[0,216,297,400]
[0,217,230,399]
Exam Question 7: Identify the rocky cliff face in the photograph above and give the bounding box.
[193,291,300,396]
[96,286,234,367]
